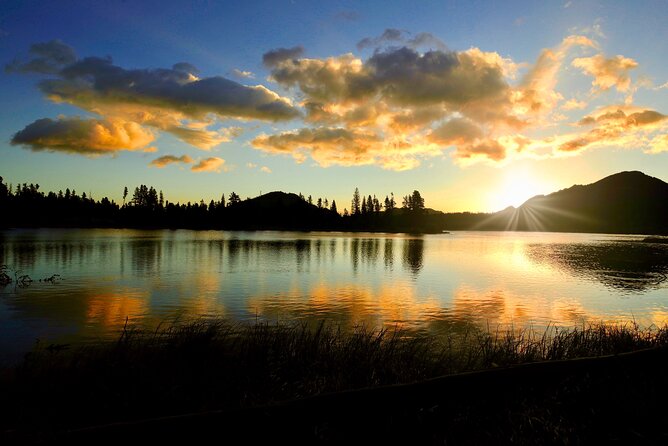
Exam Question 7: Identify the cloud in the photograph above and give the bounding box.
[562,98,588,110]
[648,134,668,153]
[261,42,530,166]
[357,28,404,50]
[253,127,440,170]
[232,68,255,79]
[572,54,638,92]
[260,166,272,173]
[10,35,665,170]
[191,157,225,172]
[356,29,447,51]
[513,35,597,116]
[40,56,299,122]
[172,62,199,74]
[150,154,194,168]
[262,46,305,67]
[258,32,666,167]
[6,40,76,74]
[11,117,154,155]
[8,41,299,159]
[558,106,667,153]
[167,125,242,150]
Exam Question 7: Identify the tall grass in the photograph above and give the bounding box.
[3,320,668,437]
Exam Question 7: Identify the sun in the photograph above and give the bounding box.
[488,169,545,211]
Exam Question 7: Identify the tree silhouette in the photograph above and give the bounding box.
[0,176,8,200]
[352,188,361,215]
[228,192,241,206]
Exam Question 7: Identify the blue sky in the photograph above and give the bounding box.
[1,0,667,212]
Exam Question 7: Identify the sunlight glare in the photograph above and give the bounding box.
[489,169,545,211]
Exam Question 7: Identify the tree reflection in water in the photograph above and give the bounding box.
[402,238,424,277]
[527,242,668,292]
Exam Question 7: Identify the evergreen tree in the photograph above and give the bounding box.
[0,176,8,200]
[228,192,241,205]
[410,190,425,212]
[330,200,337,214]
[351,188,361,215]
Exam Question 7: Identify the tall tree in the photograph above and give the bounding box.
[351,188,361,215]
[330,200,337,214]
[228,192,241,205]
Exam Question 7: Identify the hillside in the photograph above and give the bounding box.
[221,191,340,230]
[456,171,668,234]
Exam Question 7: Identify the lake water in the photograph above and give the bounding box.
[1,229,667,362]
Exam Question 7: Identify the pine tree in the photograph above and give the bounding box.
[351,188,361,215]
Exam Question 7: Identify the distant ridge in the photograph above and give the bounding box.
[222,191,340,230]
[464,171,668,234]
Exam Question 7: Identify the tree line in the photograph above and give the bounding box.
[0,176,442,232]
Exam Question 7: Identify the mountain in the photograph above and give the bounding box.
[465,171,668,234]
[221,191,340,230]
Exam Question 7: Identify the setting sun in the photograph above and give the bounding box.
[488,169,548,211]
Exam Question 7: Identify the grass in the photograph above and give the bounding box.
[3,320,668,443]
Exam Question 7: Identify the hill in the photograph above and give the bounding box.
[222,191,340,230]
[447,171,668,234]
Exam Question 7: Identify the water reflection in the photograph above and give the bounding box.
[527,242,668,292]
[402,238,424,276]
[247,280,444,331]
[130,239,162,275]
[1,229,668,362]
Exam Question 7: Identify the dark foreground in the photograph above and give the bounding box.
[3,321,668,445]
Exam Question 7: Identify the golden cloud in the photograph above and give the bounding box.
[191,157,226,173]
[513,35,596,116]
[252,127,438,170]
[648,134,668,154]
[149,154,194,168]
[562,98,588,110]
[572,54,638,92]
[11,116,154,155]
[559,106,667,153]
[9,41,299,159]
[11,35,665,170]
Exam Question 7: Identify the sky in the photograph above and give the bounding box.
[1,0,667,213]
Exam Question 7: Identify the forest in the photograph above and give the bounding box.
[0,176,443,233]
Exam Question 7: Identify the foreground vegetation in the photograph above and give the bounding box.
[3,320,668,443]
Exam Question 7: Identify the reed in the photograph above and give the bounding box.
[2,319,668,439]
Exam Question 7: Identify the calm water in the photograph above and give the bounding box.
[1,229,667,362]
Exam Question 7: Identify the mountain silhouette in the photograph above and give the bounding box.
[467,171,668,234]
[222,191,340,230]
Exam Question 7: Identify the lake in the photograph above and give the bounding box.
[1,229,667,362]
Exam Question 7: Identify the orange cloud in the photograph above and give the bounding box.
[9,41,299,159]
[11,116,154,155]
[572,54,638,92]
[559,106,667,153]
[513,35,596,116]
[191,157,225,173]
[149,154,194,168]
